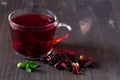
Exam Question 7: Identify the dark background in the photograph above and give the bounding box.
[0,0,120,80]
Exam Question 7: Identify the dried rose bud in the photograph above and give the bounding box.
[71,62,83,74]
[79,55,88,62]
[77,60,85,68]
[75,55,88,68]
[41,51,96,75]
[60,62,67,70]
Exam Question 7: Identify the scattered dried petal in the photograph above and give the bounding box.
[41,50,96,74]
[79,55,88,62]
[54,61,62,69]
[84,58,95,67]
[71,62,83,74]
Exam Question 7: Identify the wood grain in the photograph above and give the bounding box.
[0,0,120,80]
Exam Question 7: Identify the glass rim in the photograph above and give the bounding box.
[8,8,58,29]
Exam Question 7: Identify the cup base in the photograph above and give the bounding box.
[13,49,53,60]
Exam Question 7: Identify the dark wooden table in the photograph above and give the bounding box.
[0,0,120,80]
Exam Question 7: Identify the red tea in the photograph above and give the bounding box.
[10,14,57,58]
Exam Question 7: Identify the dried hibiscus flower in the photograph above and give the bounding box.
[41,49,96,74]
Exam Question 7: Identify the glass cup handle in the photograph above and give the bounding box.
[50,23,72,45]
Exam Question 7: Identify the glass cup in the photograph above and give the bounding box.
[8,8,72,60]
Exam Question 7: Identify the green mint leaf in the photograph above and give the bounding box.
[26,68,32,72]
[17,62,26,68]
[26,63,32,72]
[25,62,32,72]
[30,61,39,69]
[17,60,40,72]
[25,61,30,64]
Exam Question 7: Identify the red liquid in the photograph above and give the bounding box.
[10,14,56,58]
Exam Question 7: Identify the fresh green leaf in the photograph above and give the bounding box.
[17,60,39,72]
[30,61,39,69]
[17,62,25,68]
[25,61,30,65]
[25,63,31,72]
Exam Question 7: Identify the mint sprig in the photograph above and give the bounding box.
[17,61,39,72]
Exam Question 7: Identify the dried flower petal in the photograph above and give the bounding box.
[71,62,83,74]
[84,58,95,67]
[60,62,67,70]
[41,50,96,75]
[79,55,88,62]
[54,61,62,69]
